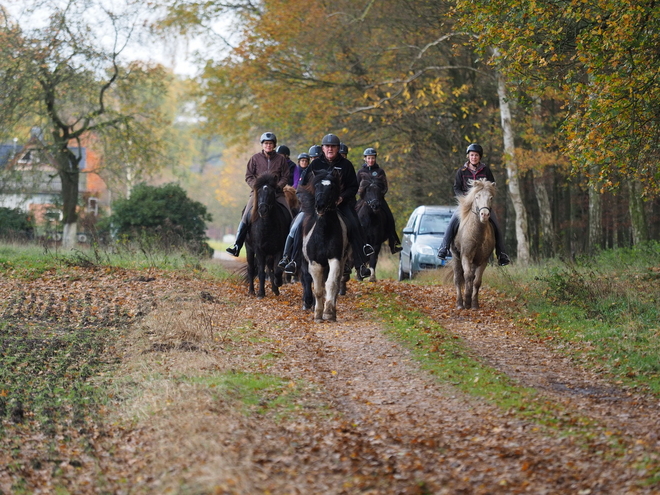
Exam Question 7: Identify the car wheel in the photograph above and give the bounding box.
[398,258,409,281]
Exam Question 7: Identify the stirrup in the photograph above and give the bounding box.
[226,245,240,257]
[284,260,297,274]
[358,265,372,278]
[363,244,375,257]
[277,256,289,269]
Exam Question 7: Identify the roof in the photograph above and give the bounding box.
[411,205,455,215]
[0,142,87,170]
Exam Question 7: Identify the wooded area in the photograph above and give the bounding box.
[1,0,659,260]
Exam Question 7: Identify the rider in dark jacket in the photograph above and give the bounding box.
[226,132,291,257]
[278,134,374,278]
[356,147,402,254]
[437,143,510,266]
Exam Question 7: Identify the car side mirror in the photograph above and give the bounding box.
[402,227,413,234]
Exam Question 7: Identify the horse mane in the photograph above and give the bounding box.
[251,173,278,219]
[283,185,299,213]
[359,175,386,199]
[297,169,338,216]
[458,178,495,220]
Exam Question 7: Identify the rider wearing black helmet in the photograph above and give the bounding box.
[276,145,296,186]
[339,142,349,158]
[437,143,510,266]
[292,152,310,189]
[356,147,402,254]
[278,133,374,278]
[226,132,292,257]
[308,144,322,159]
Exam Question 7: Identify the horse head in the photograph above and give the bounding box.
[253,173,278,219]
[465,179,494,224]
[312,169,341,216]
[362,178,385,212]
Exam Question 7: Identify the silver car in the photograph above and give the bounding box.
[398,205,454,280]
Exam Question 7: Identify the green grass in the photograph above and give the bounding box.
[484,241,660,394]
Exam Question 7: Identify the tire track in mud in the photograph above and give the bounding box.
[246,280,652,494]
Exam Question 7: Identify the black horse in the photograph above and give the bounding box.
[297,169,351,321]
[355,177,388,282]
[245,174,291,298]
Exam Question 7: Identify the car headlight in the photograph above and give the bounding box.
[416,244,436,256]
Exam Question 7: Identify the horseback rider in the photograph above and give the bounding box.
[278,134,374,278]
[276,144,297,187]
[226,132,292,257]
[292,152,310,189]
[437,143,510,266]
[339,142,349,159]
[356,147,403,254]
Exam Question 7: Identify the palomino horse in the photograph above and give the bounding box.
[245,174,292,298]
[451,179,496,309]
[355,177,388,282]
[297,169,350,322]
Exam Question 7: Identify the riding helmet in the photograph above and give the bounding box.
[339,143,349,155]
[321,134,341,146]
[466,143,483,157]
[260,132,277,144]
[276,145,290,156]
[363,147,377,156]
[297,152,310,161]
[308,145,322,158]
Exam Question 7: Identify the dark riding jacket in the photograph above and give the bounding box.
[357,162,389,196]
[245,151,290,191]
[453,161,496,197]
[303,155,359,206]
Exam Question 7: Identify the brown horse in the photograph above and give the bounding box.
[451,179,496,309]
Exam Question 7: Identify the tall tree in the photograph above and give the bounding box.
[0,0,169,247]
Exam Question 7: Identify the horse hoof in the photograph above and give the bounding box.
[323,315,336,322]
[338,288,346,296]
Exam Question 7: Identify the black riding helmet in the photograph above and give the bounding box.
[297,152,310,161]
[321,134,341,146]
[260,132,277,145]
[466,143,483,157]
[363,147,377,156]
[276,145,290,156]
[339,143,349,155]
[308,145,322,158]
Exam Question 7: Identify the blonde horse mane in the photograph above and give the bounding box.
[457,179,495,220]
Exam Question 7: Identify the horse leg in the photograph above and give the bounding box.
[308,262,325,321]
[269,260,280,296]
[339,258,350,295]
[368,245,380,282]
[471,263,487,309]
[247,251,256,296]
[301,270,314,310]
[462,260,476,309]
[257,256,267,299]
[323,259,342,321]
[453,258,465,309]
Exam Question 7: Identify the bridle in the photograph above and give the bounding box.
[257,185,273,217]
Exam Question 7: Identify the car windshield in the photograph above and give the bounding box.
[418,214,451,235]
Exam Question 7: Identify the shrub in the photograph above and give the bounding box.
[107,183,213,256]
[0,207,33,240]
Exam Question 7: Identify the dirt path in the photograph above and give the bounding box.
[2,262,659,493]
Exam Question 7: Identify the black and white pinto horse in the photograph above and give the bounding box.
[297,169,350,322]
[355,176,388,282]
[245,173,291,298]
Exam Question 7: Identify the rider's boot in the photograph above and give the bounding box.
[226,221,248,257]
[278,234,294,269]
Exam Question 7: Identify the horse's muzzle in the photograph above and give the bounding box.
[367,199,380,212]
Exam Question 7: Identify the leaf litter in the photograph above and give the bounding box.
[0,261,658,493]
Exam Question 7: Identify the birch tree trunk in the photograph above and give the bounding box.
[588,169,602,252]
[496,67,530,265]
[627,181,648,245]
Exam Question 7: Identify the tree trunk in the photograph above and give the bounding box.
[627,181,648,245]
[530,99,554,258]
[56,147,80,249]
[496,68,530,265]
[588,170,602,252]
